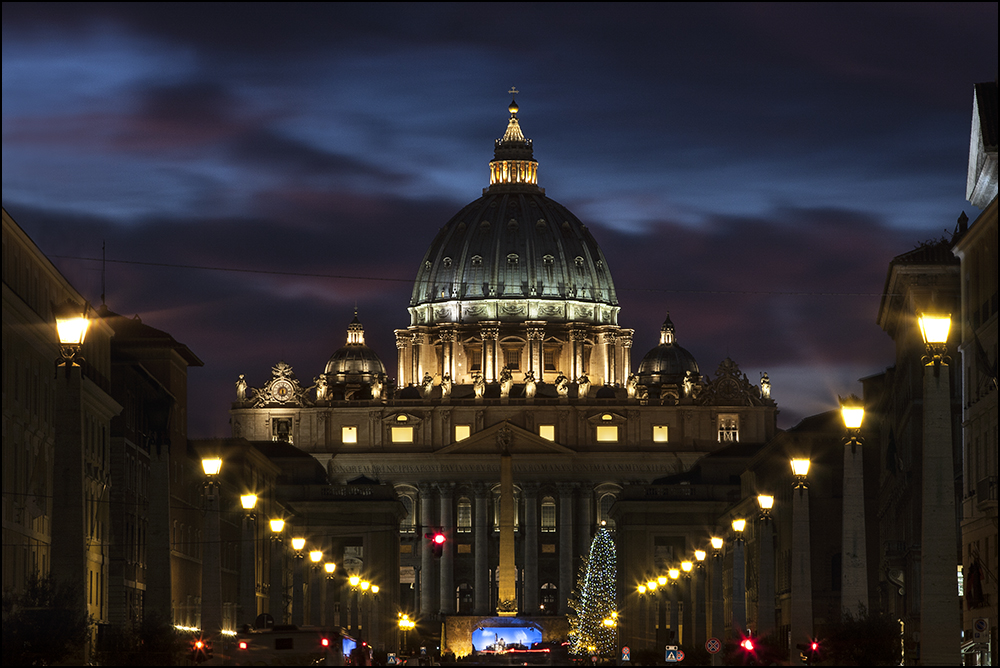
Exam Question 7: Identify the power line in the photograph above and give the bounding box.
[51,254,890,298]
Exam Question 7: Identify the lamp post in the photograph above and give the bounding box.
[398,613,415,655]
[839,395,869,618]
[349,575,362,637]
[201,457,224,638]
[710,536,724,667]
[240,494,258,627]
[668,568,680,645]
[657,574,668,650]
[694,550,707,648]
[645,578,659,653]
[680,561,693,647]
[756,494,775,637]
[918,313,960,665]
[309,549,324,625]
[291,537,306,626]
[50,299,91,658]
[789,458,813,665]
[636,584,649,652]
[269,519,285,622]
[731,519,747,639]
[324,563,337,627]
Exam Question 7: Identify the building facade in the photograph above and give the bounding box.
[230,99,779,656]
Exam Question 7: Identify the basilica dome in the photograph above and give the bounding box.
[637,314,700,385]
[324,314,386,384]
[408,98,619,328]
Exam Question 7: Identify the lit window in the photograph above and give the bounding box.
[392,426,414,443]
[599,494,616,528]
[342,426,358,444]
[541,497,556,532]
[718,414,739,442]
[396,414,408,422]
[653,425,668,443]
[602,413,613,421]
[504,348,521,370]
[457,498,472,533]
[596,425,619,442]
[455,424,471,441]
[539,425,555,441]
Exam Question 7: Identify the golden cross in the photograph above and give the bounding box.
[508,87,519,97]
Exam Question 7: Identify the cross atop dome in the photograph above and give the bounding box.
[492,90,537,189]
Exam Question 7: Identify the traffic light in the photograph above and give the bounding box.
[796,640,821,665]
[190,638,211,663]
[739,638,757,665]
[425,531,446,557]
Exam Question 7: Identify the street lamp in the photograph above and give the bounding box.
[54,298,90,368]
[240,494,258,627]
[680,561,693,647]
[694,550,707,648]
[917,312,960,665]
[839,395,869,618]
[201,457,224,638]
[291,537,306,626]
[324,562,337,628]
[789,457,813,664]
[398,613,416,654]
[269,520,286,622]
[756,494,775,637]
[731,519,747,639]
[710,536,724,665]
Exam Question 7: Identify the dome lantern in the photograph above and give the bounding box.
[490,88,539,190]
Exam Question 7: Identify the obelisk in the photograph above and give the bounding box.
[497,425,517,615]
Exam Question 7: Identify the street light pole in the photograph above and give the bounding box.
[201,457,224,638]
[918,313,961,665]
[269,519,285,622]
[240,494,258,627]
[291,537,306,626]
[756,495,775,637]
[693,550,707,648]
[309,550,324,626]
[839,396,869,618]
[789,458,813,665]
[710,537,724,667]
[731,519,747,639]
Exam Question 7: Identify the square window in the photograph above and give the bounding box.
[455,424,471,441]
[596,425,619,442]
[653,425,668,443]
[342,426,358,444]
[391,426,414,443]
[539,424,555,441]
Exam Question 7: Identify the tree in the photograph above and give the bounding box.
[2,572,90,665]
[825,604,902,666]
[568,526,617,657]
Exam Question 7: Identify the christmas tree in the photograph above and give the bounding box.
[568,526,617,656]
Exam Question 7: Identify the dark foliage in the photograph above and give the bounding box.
[824,604,902,666]
[2,572,90,665]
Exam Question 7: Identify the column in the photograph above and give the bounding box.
[269,534,285,622]
[523,484,540,614]
[558,483,575,615]
[602,331,617,385]
[790,479,813,663]
[440,329,455,381]
[395,331,411,387]
[757,519,775,636]
[732,536,746,637]
[482,324,499,382]
[576,488,593,564]
[570,328,586,378]
[438,483,455,614]
[292,550,305,626]
[310,559,323,625]
[419,484,435,615]
[527,325,544,378]
[619,331,633,380]
[412,332,425,383]
[241,513,257,626]
[474,483,490,615]
[921,352,960,665]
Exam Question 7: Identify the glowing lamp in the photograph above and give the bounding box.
[694,549,706,562]
[840,395,865,430]
[646,579,657,591]
[918,314,951,344]
[360,580,370,591]
[324,562,336,574]
[321,638,330,647]
[710,537,723,550]
[291,537,306,551]
[371,585,379,594]
[657,575,667,586]
[54,299,90,348]
[269,519,285,533]
[681,561,693,573]
[201,457,223,477]
[757,494,774,510]
[668,568,680,580]
[732,518,746,532]
[309,550,323,563]
[349,575,361,587]
[790,458,811,477]
[637,584,647,594]
[240,494,258,510]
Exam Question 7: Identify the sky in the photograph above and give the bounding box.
[3,2,997,437]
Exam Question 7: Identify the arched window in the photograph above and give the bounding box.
[541,496,556,533]
[457,498,472,533]
[540,583,558,614]
[598,493,617,529]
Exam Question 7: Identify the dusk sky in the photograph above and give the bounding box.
[3,3,997,436]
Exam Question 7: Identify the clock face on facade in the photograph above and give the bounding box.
[271,379,294,402]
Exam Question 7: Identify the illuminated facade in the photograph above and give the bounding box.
[230,98,779,655]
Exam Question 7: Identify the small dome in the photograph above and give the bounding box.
[324,314,386,384]
[637,314,700,384]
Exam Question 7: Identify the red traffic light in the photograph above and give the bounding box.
[321,638,330,647]
[433,533,446,544]
[741,639,755,651]
[811,641,818,651]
